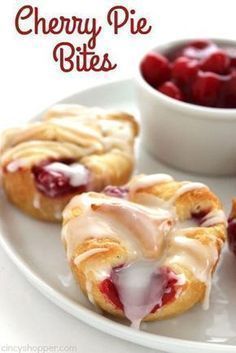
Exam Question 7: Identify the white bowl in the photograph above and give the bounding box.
[136,39,236,176]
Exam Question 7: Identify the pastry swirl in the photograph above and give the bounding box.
[0,104,138,221]
[62,174,226,327]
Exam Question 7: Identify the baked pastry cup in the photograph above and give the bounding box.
[0,104,138,222]
[62,174,226,328]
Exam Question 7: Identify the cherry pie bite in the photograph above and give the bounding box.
[62,174,226,328]
[0,104,138,221]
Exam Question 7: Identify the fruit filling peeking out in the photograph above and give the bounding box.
[100,262,181,328]
[141,39,236,108]
[32,160,89,198]
[227,218,236,256]
[103,185,129,199]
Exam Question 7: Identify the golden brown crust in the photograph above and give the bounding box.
[2,169,77,222]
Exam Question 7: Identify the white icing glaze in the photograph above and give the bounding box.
[63,192,174,261]
[201,209,227,227]
[86,280,95,305]
[58,272,73,288]
[111,261,168,328]
[1,104,136,170]
[6,159,26,172]
[202,274,212,311]
[54,204,63,220]
[74,248,108,266]
[165,234,218,284]
[128,174,173,196]
[45,162,89,187]
[170,182,208,203]
[33,193,41,209]
[62,174,225,327]
[52,118,102,140]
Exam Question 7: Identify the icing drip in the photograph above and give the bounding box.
[201,209,227,227]
[111,261,168,328]
[165,235,218,284]
[6,159,26,172]
[45,162,89,187]
[58,272,73,288]
[33,193,41,209]
[86,280,95,304]
[74,248,108,266]
[170,182,208,203]
[63,193,175,260]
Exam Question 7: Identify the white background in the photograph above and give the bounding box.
[0,0,236,351]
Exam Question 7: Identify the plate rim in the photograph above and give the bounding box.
[0,78,235,353]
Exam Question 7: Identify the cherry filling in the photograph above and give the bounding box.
[100,278,124,310]
[141,39,236,108]
[99,266,179,314]
[227,218,236,256]
[32,159,89,198]
[103,186,129,199]
[191,208,210,225]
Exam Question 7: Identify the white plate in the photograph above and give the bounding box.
[0,79,236,353]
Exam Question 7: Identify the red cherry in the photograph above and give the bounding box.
[227,219,236,256]
[158,81,183,101]
[172,56,199,85]
[225,47,236,68]
[32,160,88,198]
[222,70,236,108]
[141,52,171,86]
[182,40,217,60]
[151,269,178,313]
[192,71,222,107]
[99,278,123,310]
[188,40,212,50]
[33,168,71,198]
[201,50,230,74]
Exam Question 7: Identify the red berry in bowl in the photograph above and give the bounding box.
[182,40,217,60]
[141,52,171,87]
[226,47,236,67]
[172,56,199,85]
[201,50,230,74]
[222,70,236,108]
[188,40,212,50]
[158,81,183,100]
[192,71,222,107]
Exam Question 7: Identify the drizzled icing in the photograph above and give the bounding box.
[111,261,168,329]
[169,182,208,203]
[74,248,108,266]
[45,162,89,187]
[1,104,137,170]
[63,192,174,260]
[127,174,174,196]
[62,174,226,327]
[201,209,227,227]
[6,159,27,172]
